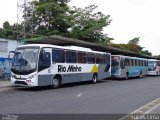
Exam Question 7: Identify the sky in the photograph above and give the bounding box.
[0,0,160,55]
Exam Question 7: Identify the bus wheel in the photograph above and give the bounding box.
[92,74,98,84]
[139,71,143,78]
[51,78,61,89]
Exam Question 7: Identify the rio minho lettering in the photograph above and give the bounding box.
[58,65,82,72]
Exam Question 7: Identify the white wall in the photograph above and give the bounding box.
[0,38,22,58]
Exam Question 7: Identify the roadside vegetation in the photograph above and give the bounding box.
[0,0,154,56]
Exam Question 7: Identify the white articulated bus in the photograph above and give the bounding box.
[148,59,160,76]
[111,55,148,79]
[10,44,111,88]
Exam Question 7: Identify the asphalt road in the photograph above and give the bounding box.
[0,76,160,114]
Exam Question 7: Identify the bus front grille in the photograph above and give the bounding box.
[15,81,28,85]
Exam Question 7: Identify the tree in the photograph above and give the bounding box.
[25,0,72,36]
[0,0,113,43]
[128,37,140,44]
[67,5,112,43]
[24,1,112,43]
[109,37,152,56]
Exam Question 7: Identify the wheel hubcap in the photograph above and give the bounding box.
[53,79,58,87]
[93,76,97,83]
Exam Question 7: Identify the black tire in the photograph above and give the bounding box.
[51,77,61,89]
[139,71,143,78]
[92,74,97,84]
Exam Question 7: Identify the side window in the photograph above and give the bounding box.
[96,54,103,64]
[103,54,106,64]
[131,59,134,66]
[78,52,86,63]
[104,54,110,64]
[125,58,130,66]
[137,60,139,66]
[66,51,77,63]
[133,59,135,66]
[104,54,111,72]
[121,59,125,69]
[144,60,147,66]
[38,49,51,71]
[135,60,137,66]
[143,60,145,66]
[142,61,144,66]
[139,60,141,66]
[87,53,95,64]
[144,61,146,66]
[157,61,160,66]
[52,49,65,63]
[39,52,51,66]
[140,60,142,66]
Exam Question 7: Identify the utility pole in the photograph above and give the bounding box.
[17,0,34,41]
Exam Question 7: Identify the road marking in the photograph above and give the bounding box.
[76,92,83,98]
[145,104,160,114]
[119,98,160,120]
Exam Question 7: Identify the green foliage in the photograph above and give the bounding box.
[0,21,18,40]
[109,37,152,56]
[67,5,112,43]
[128,37,140,44]
[24,1,113,43]
[0,0,112,44]
[26,0,71,36]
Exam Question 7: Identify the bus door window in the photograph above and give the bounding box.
[38,49,51,71]
[125,58,130,66]
[120,58,125,69]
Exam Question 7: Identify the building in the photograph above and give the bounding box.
[0,38,22,80]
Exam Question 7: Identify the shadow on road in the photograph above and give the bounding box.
[12,80,109,92]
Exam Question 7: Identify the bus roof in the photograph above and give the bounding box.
[16,44,110,55]
[112,55,148,60]
[148,59,160,62]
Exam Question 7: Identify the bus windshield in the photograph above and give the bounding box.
[112,56,120,68]
[11,47,39,75]
[148,61,156,71]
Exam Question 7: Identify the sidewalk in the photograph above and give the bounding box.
[0,80,11,88]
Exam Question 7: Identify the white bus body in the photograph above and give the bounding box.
[11,44,111,88]
[148,59,160,76]
[111,55,148,79]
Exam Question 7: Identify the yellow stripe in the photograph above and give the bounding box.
[91,64,98,73]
